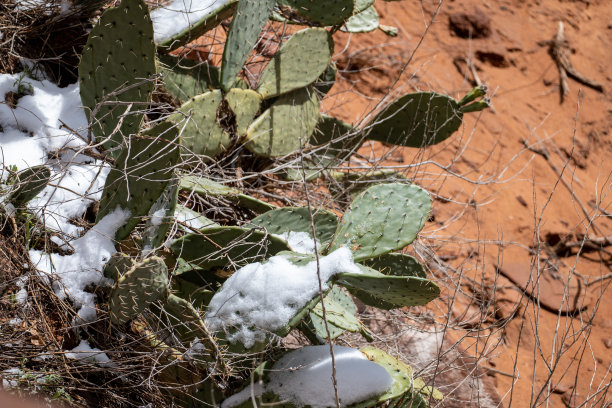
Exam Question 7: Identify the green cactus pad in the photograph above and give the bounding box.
[310,286,360,340]
[283,114,358,181]
[361,253,427,278]
[275,0,354,27]
[142,176,179,252]
[168,90,230,158]
[78,0,156,159]
[328,169,408,198]
[154,0,237,52]
[169,226,291,270]
[327,183,431,261]
[366,92,463,147]
[342,5,379,33]
[313,62,337,96]
[257,28,333,99]
[220,0,274,90]
[250,207,338,245]
[171,268,226,309]
[109,256,169,325]
[225,88,262,136]
[354,0,375,13]
[158,54,221,102]
[7,166,51,208]
[359,346,442,405]
[179,176,275,213]
[102,253,134,282]
[97,121,180,241]
[334,266,440,309]
[163,294,209,343]
[245,87,320,157]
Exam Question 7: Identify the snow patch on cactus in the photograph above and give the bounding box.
[222,345,393,408]
[151,0,233,43]
[0,74,109,239]
[276,231,319,254]
[206,247,361,348]
[29,208,131,324]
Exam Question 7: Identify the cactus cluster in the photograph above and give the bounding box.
[67,0,493,405]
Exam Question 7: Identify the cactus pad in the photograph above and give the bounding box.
[361,253,426,278]
[109,256,169,325]
[359,346,442,405]
[97,121,180,241]
[327,183,431,261]
[169,226,291,270]
[245,87,320,157]
[309,286,360,340]
[366,92,463,147]
[250,207,338,245]
[103,252,134,281]
[342,5,379,33]
[142,176,179,252]
[179,176,275,213]
[220,0,274,90]
[225,88,262,136]
[275,0,354,27]
[335,266,440,309]
[79,0,156,158]
[169,90,230,158]
[257,28,333,99]
[158,54,221,102]
[7,166,51,208]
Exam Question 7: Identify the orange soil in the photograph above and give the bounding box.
[322,0,611,406]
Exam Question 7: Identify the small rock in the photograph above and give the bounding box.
[603,338,612,349]
[475,48,510,68]
[552,382,572,394]
[449,8,492,38]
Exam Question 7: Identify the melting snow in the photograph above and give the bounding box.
[276,231,319,254]
[205,247,361,348]
[29,207,130,324]
[66,340,114,367]
[222,345,393,408]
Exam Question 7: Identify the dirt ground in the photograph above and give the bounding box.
[322,0,611,406]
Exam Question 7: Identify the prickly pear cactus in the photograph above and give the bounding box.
[256,28,333,99]
[142,177,179,253]
[97,121,180,241]
[250,207,338,245]
[361,252,426,278]
[169,226,291,270]
[335,265,440,309]
[169,90,229,158]
[275,0,355,26]
[109,256,169,325]
[327,183,431,261]
[224,89,262,136]
[158,54,221,102]
[103,252,134,281]
[245,87,320,157]
[366,92,463,147]
[220,0,275,90]
[7,166,51,208]
[309,286,361,340]
[78,0,156,159]
[359,346,443,406]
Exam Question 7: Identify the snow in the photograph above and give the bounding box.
[15,276,28,304]
[222,346,393,408]
[29,207,131,324]
[0,73,109,239]
[66,340,114,367]
[276,231,319,254]
[151,0,233,43]
[150,208,166,227]
[205,247,361,348]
